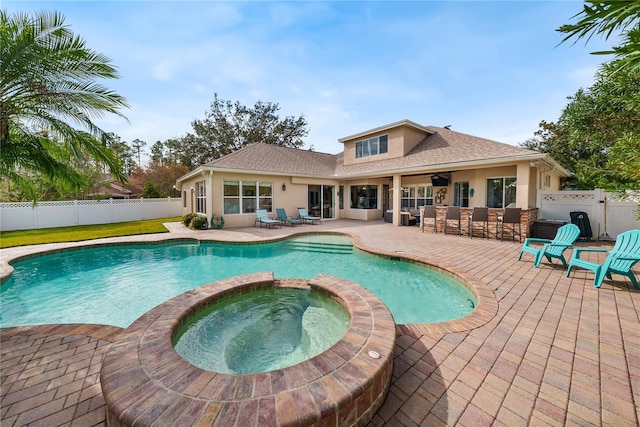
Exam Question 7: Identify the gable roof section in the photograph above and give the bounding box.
[204,143,338,177]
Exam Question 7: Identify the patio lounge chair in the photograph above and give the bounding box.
[518,223,580,268]
[298,208,321,224]
[566,229,640,289]
[276,208,301,226]
[254,209,280,228]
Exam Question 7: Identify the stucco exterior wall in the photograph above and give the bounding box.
[400,126,428,156]
[180,171,340,228]
[341,124,428,166]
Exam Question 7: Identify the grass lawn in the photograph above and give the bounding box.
[0,217,182,249]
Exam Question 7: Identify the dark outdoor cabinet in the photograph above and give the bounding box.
[533,219,568,240]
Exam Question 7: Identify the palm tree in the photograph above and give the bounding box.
[0,10,129,199]
[558,1,640,71]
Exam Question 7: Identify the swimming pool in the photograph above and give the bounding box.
[0,234,476,327]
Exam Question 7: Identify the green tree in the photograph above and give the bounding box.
[105,134,136,175]
[558,1,640,71]
[140,161,189,197]
[0,157,110,201]
[165,138,179,164]
[140,182,162,198]
[149,141,165,163]
[130,138,146,169]
[521,63,640,190]
[0,10,129,200]
[174,94,309,168]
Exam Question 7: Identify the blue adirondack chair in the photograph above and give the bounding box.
[254,209,280,228]
[566,229,640,289]
[518,223,581,268]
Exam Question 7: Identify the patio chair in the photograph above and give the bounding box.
[443,206,461,235]
[254,209,280,228]
[400,211,417,226]
[468,207,489,239]
[420,206,437,233]
[518,223,580,268]
[298,208,321,224]
[499,208,522,242]
[276,208,301,226]
[566,229,640,289]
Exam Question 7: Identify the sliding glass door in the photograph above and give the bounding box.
[308,185,335,219]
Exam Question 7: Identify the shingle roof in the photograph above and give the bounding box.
[204,143,338,177]
[196,125,546,179]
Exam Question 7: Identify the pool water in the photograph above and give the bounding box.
[0,235,476,327]
[173,288,350,374]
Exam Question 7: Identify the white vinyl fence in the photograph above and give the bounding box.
[537,189,640,240]
[0,198,182,231]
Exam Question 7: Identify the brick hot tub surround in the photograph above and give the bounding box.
[100,272,396,427]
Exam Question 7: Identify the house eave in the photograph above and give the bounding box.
[336,153,557,180]
[176,147,570,186]
[176,165,335,183]
[175,166,213,186]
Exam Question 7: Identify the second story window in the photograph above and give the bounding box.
[355,135,388,158]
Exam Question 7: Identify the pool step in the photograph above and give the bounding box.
[284,241,353,254]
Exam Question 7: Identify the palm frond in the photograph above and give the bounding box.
[1,10,130,195]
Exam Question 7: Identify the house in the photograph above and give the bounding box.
[91,174,144,199]
[175,120,569,228]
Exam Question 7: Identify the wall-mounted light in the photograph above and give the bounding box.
[282,183,287,191]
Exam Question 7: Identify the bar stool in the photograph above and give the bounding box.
[468,207,489,238]
[499,207,522,242]
[443,206,461,235]
[420,206,437,233]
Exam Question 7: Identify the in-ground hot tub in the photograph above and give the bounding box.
[100,272,396,427]
[173,287,351,375]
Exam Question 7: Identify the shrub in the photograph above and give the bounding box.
[182,213,198,227]
[190,215,208,230]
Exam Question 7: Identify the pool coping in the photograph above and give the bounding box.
[100,272,396,427]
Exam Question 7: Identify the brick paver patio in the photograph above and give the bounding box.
[1,220,638,426]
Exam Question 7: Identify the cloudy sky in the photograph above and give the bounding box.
[7,1,612,156]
